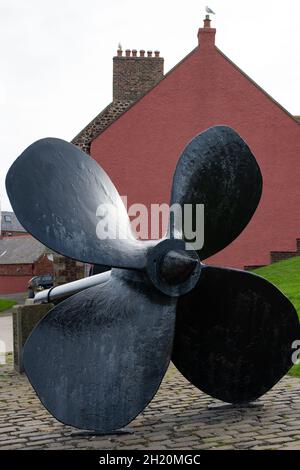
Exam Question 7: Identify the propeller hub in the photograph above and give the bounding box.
[146,239,202,297]
[159,250,198,285]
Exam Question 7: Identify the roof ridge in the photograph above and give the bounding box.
[215,47,300,125]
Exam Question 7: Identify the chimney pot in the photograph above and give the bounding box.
[117,49,123,57]
[147,50,153,57]
[140,50,145,57]
[203,15,211,28]
[132,49,137,57]
[154,50,160,57]
[125,49,131,57]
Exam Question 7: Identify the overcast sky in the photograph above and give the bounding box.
[1,0,299,211]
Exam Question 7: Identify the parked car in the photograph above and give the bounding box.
[28,274,54,298]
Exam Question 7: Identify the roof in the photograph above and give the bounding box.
[215,47,300,125]
[72,25,299,153]
[1,211,26,233]
[0,236,51,264]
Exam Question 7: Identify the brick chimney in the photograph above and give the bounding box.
[197,15,216,48]
[113,48,164,102]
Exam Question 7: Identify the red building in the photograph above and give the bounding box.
[73,16,300,269]
[0,236,53,295]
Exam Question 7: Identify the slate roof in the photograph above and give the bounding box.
[1,211,26,234]
[0,236,51,264]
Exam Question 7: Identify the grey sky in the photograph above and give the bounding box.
[1,0,299,210]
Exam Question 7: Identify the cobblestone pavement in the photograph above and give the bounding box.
[1,355,300,450]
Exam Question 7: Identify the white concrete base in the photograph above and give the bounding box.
[0,314,13,353]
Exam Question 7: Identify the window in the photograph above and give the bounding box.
[4,215,12,223]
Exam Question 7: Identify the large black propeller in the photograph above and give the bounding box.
[6,125,300,432]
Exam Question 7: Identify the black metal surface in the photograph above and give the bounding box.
[6,138,153,269]
[172,265,300,404]
[6,124,299,431]
[146,239,202,297]
[23,268,176,432]
[170,126,263,260]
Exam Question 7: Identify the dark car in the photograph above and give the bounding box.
[28,274,54,298]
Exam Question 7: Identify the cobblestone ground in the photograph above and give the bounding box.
[1,355,300,450]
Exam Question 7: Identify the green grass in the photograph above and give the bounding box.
[288,361,300,378]
[0,298,17,313]
[252,256,300,377]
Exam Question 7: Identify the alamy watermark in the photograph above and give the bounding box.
[292,340,300,365]
[95,197,205,251]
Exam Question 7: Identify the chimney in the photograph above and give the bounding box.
[197,15,216,48]
[113,48,164,102]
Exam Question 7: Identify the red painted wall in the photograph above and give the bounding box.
[91,24,300,269]
[0,276,32,295]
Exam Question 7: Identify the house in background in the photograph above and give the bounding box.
[0,236,53,294]
[70,15,300,271]
[1,211,27,237]
[0,204,54,294]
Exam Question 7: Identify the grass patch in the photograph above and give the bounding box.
[288,361,300,378]
[0,298,17,313]
[253,257,300,377]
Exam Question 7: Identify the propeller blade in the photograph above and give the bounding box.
[6,138,151,269]
[170,126,263,260]
[23,268,176,432]
[172,265,300,403]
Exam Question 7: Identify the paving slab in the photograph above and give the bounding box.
[0,357,300,450]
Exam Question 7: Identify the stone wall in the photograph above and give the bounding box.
[72,100,132,154]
